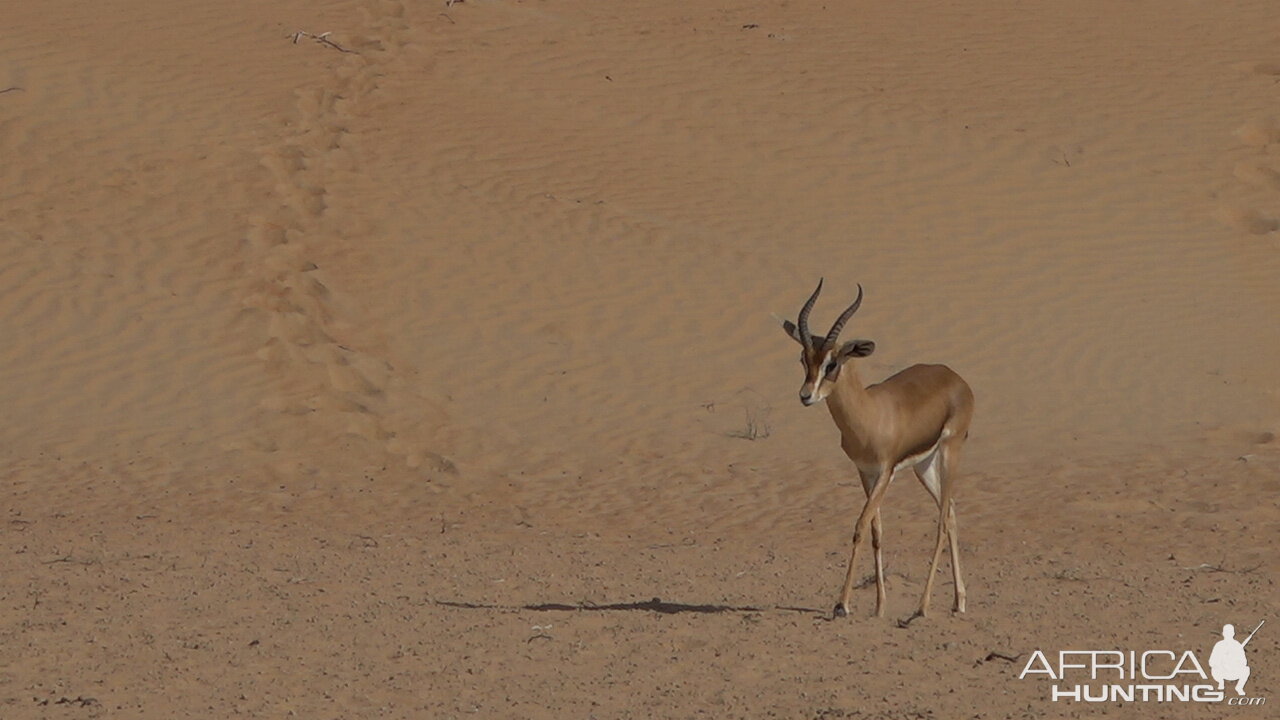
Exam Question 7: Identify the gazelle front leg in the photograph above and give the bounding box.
[857,468,889,617]
[835,469,892,617]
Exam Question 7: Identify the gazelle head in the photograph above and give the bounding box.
[780,278,876,406]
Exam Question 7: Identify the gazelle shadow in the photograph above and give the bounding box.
[436,597,821,615]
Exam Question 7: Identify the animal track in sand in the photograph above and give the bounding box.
[1219,78,1280,236]
[1244,61,1280,77]
[1215,206,1279,235]
[1233,161,1280,190]
[1234,117,1280,147]
[237,0,458,473]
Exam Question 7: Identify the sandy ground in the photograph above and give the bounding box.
[2,0,1278,717]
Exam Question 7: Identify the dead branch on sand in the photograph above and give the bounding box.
[1179,561,1263,574]
[291,30,357,54]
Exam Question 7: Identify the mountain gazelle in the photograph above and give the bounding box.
[781,279,974,619]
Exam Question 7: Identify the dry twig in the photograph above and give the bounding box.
[1179,561,1262,574]
[291,30,357,54]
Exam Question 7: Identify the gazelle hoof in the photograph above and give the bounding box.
[833,603,848,618]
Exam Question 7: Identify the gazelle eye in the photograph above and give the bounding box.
[825,361,838,375]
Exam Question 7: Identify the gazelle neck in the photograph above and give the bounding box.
[824,362,884,450]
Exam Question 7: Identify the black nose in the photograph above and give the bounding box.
[799,390,811,403]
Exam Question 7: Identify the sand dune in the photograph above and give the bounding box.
[2,0,1277,716]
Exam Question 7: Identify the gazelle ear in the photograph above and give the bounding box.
[781,319,806,345]
[838,339,875,358]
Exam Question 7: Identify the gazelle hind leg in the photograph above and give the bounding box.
[915,448,949,617]
[946,499,966,612]
[920,507,949,617]
[941,437,967,612]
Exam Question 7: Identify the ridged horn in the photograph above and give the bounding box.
[824,283,864,348]
[796,278,823,352]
